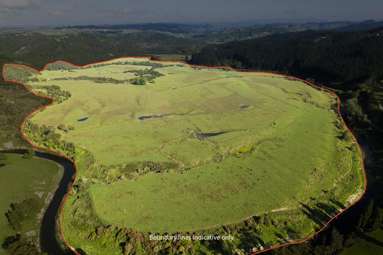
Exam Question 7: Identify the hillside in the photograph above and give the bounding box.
[191,28,383,86]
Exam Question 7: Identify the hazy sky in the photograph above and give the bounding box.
[0,0,382,27]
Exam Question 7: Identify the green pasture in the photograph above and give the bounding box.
[0,152,62,254]
[3,57,364,249]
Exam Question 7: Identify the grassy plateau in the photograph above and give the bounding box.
[3,57,365,254]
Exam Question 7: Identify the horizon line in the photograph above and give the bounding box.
[0,19,382,30]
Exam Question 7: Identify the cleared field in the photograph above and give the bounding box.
[0,152,62,255]
[3,57,364,252]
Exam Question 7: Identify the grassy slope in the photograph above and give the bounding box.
[87,102,354,232]
[0,153,62,254]
[4,58,364,253]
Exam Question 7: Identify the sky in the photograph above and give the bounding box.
[0,0,382,27]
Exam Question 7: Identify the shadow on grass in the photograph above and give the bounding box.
[357,230,383,247]
[329,198,346,210]
[300,201,343,227]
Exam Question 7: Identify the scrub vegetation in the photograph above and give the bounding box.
[3,57,364,254]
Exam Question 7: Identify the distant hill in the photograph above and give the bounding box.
[63,23,214,34]
[340,20,383,31]
[60,21,381,43]
[190,28,383,87]
[0,31,201,70]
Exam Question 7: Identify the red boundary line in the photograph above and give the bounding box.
[1,56,367,255]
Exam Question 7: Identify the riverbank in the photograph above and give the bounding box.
[0,150,62,254]
[0,150,75,255]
